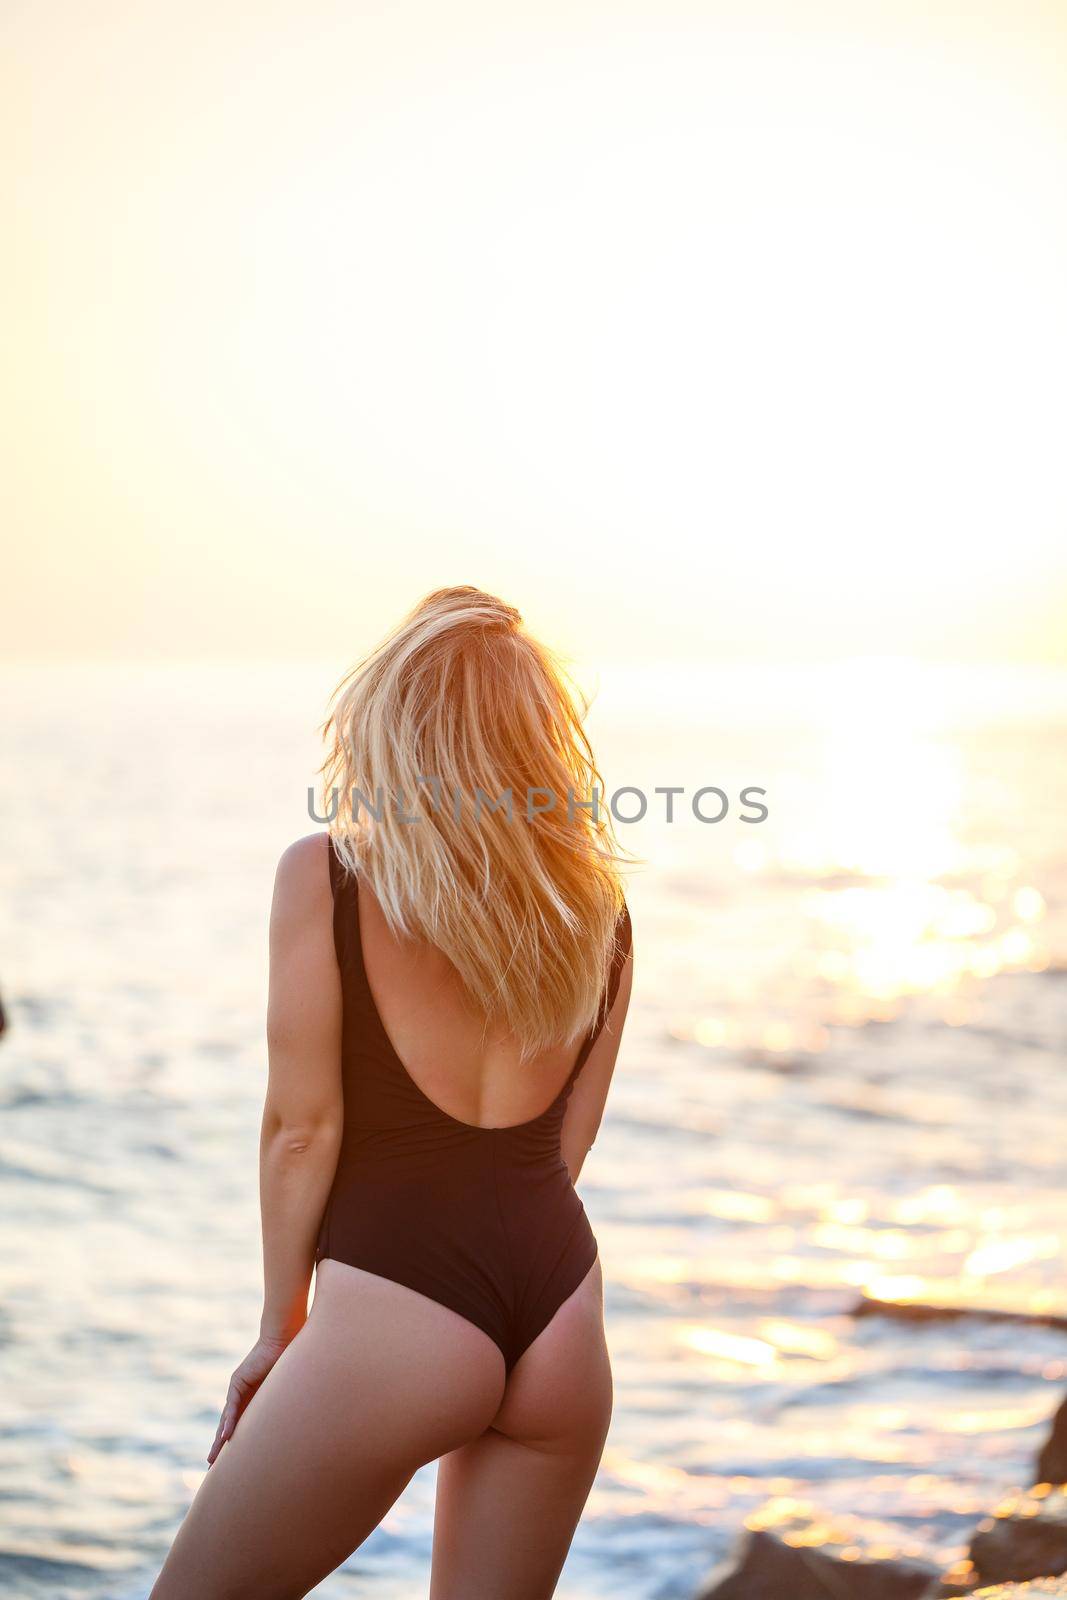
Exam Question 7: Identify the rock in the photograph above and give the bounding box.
[695,1528,938,1599]
[851,1297,1067,1335]
[1038,1397,1067,1487]
[968,1486,1067,1587]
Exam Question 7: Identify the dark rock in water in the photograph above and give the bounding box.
[694,1528,937,1599]
[1038,1395,1067,1487]
[851,1295,1067,1335]
[969,1486,1067,1586]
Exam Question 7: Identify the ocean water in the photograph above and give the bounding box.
[1,659,1065,1600]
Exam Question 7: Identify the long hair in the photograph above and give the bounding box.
[319,586,627,1059]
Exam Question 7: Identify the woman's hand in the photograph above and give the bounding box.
[206,1332,294,1466]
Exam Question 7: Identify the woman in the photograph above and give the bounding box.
[151,586,634,1599]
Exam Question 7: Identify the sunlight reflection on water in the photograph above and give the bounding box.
[0,660,1065,1599]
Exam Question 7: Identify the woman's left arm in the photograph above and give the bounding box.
[208,834,343,1464]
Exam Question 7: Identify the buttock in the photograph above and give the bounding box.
[312,1256,510,1379]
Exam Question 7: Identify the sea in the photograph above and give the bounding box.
[1,657,1065,1599]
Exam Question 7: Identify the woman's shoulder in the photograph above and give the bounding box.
[276,830,331,877]
[272,834,335,926]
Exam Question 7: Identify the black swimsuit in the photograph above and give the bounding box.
[315,837,632,1374]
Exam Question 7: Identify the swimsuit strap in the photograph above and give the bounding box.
[325,833,357,970]
[604,902,633,1018]
[565,900,633,1089]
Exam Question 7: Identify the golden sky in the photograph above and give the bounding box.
[4,0,1066,665]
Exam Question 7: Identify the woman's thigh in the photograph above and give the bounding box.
[151,1261,506,1600]
[430,1258,612,1600]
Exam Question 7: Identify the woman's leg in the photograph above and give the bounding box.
[429,1258,613,1600]
[150,1261,506,1600]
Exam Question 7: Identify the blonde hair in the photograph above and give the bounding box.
[320,586,627,1058]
